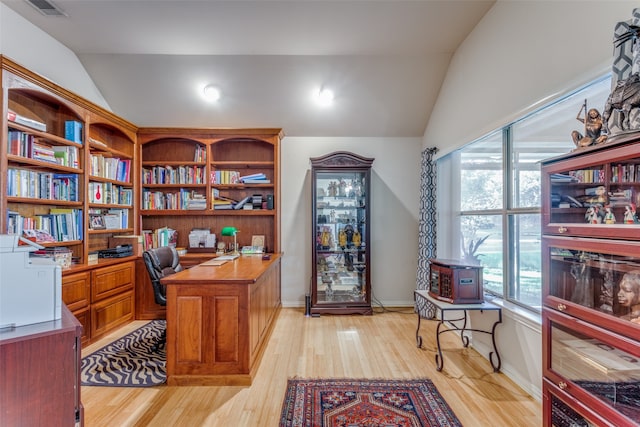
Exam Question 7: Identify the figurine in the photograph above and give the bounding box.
[338,179,347,197]
[338,229,347,247]
[352,230,361,247]
[624,204,639,223]
[598,260,614,313]
[571,100,607,148]
[328,182,337,197]
[603,205,616,224]
[585,205,604,224]
[321,227,331,248]
[603,72,640,135]
[617,270,640,323]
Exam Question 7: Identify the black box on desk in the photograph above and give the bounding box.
[428,258,484,304]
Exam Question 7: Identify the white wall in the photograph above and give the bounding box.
[0,4,109,110]
[281,137,422,307]
[424,1,639,401]
[425,1,637,158]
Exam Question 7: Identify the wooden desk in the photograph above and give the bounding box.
[414,289,502,372]
[161,254,281,386]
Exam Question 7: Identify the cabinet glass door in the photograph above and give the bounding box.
[315,171,367,305]
[543,236,640,337]
[544,310,640,425]
[542,142,640,240]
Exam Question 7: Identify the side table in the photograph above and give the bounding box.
[414,289,502,372]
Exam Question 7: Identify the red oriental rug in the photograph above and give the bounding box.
[279,378,462,427]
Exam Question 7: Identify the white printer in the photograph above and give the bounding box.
[0,235,62,329]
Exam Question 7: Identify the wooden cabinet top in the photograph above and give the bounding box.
[161,253,281,285]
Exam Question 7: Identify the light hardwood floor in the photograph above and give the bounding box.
[81,308,541,426]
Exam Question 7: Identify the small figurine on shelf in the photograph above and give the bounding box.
[624,204,639,223]
[338,228,347,248]
[338,179,347,197]
[329,209,336,223]
[327,181,337,197]
[585,204,604,224]
[352,230,361,247]
[321,226,332,249]
[603,205,616,224]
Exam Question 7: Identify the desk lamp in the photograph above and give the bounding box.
[221,226,239,256]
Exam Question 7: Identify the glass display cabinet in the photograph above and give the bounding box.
[541,136,640,426]
[310,151,374,315]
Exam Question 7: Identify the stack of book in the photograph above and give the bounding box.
[239,173,270,184]
[186,192,207,210]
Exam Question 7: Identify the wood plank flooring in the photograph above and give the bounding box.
[81,308,541,426]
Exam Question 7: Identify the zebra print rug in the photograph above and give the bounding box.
[81,320,166,387]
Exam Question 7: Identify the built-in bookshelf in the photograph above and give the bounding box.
[85,120,136,252]
[138,128,282,253]
[1,57,139,265]
[2,64,86,262]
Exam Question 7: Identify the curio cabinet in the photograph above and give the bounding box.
[541,134,640,426]
[310,151,374,315]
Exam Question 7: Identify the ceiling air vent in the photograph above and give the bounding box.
[25,0,67,16]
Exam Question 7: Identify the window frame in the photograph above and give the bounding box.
[443,74,612,313]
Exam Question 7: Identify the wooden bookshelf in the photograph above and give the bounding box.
[1,56,139,267]
[138,128,282,254]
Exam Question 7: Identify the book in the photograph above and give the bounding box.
[64,120,83,143]
[240,173,266,182]
[233,195,252,210]
[242,179,271,184]
[7,110,47,132]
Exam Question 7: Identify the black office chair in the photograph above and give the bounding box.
[142,246,183,352]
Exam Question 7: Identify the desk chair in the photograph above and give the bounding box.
[142,246,183,352]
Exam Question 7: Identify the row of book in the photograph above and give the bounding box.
[7,130,80,168]
[7,208,83,242]
[90,154,131,182]
[88,182,133,205]
[210,170,271,184]
[567,168,605,184]
[194,145,206,162]
[142,165,205,185]
[7,168,79,201]
[611,164,640,183]
[142,227,177,250]
[141,188,206,210]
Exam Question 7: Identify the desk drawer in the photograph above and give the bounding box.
[62,271,90,312]
[91,290,134,338]
[91,261,134,302]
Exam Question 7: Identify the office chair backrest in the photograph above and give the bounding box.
[142,246,183,306]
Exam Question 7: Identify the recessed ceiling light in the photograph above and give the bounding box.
[315,87,334,106]
[203,84,220,102]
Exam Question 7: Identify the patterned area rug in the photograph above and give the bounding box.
[81,320,166,387]
[279,378,462,427]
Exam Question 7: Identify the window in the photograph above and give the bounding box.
[441,75,612,311]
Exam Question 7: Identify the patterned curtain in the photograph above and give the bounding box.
[415,147,438,318]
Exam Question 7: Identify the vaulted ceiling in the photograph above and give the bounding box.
[2,0,495,137]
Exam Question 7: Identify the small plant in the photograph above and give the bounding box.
[461,234,490,265]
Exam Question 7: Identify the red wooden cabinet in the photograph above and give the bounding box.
[541,135,640,426]
[0,305,83,426]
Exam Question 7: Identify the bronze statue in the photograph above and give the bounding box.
[571,100,607,148]
[602,73,640,134]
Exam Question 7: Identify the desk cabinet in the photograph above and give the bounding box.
[0,305,83,426]
[62,259,135,344]
[541,137,640,426]
[163,255,281,385]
